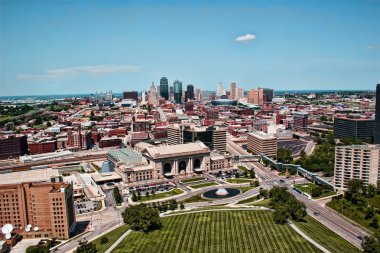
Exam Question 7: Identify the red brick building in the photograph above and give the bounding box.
[99,137,122,148]
[28,140,57,155]
[0,135,28,159]
[0,181,75,239]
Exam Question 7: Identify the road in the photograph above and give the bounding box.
[227,138,367,248]
[55,207,123,253]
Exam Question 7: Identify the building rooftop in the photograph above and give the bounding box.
[0,168,60,185]
[144,141,210,159]
[248,131,276,140]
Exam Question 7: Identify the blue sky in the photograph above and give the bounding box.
[0,0,379,96]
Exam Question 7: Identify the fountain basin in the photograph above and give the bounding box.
[202,188,241,199]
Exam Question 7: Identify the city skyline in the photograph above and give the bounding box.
[1,1,379,96]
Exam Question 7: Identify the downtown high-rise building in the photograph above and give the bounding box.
[186,84,194,101]
[375,84,380,144]
[229,82,236,99]
[160,77,169,100]
[174,80,183,104]
[216,82,226,97]
[148,82,158,105]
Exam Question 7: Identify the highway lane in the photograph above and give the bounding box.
[227,138,366,248]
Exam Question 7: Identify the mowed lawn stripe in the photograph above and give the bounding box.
[242,212,263,252]
[112,210,324,253]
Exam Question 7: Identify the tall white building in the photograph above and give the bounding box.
[216,82,226,97]
[334,145,380,191]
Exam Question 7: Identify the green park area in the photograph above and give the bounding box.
[112,210,321,253]
[294,183,336,199]
[226,178,253,184]
[135,188,184,202]
[326,180,380,238]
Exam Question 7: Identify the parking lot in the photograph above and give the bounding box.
[74,199,99,214]
[127,182,175,196]
[209,169,244,180]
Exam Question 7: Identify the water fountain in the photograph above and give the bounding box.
[215,188,229,196]
[202,188,241,199]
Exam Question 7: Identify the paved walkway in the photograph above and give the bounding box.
[104,229,132,253]
[288,221,331,253]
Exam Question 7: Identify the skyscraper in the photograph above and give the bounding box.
[186,84,194,101]
[148,82,158,105]
[160,77,169,100]
[375,84,380,144]
[229,83,236,99]
[174,80,183,104]
[216,83,226,97]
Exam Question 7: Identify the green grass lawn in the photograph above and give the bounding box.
[239,186,256,193]
[249,198,271,208]
[190,182,218,189]
[182,194,205,204]
[180,177,205,183]
[112,210,321,253]
[237,165,248,172]
[294,183,335,199]
[236,195,261,205]
[92,224,129,253]
[226,178,253,184]
[293,216,361,253]
[138,188,183,202]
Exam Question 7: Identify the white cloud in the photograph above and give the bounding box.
[365,45,380,51]
[17,64,140,80]
[235,33,256,43]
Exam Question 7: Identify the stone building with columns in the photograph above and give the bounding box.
[141,141,211,177]
[110,141,232,183]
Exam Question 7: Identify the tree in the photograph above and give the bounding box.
[235,172,240,178]
[311,186,323,198]
[145,191,150,198]
[362,236,380,253]
[76,240,97,253]
[365,208,375,220]
[151,189,155,195]
[300,150,307,160]
[249,170,255,179]
[347,179,364,196]
[260,189,269,198]
[169,199,177,210]
[370,217,379,229]
[137,191,141,200]
[113,187,122,205]
[365,184,376,198]
[276,148,293,164]
[180,202,185,210]
[131,191,138,202]
[100,236,109,244]
[253,180,260,187]
[122,204,161,232]
[269,187,306,223]
[35,116,43,125]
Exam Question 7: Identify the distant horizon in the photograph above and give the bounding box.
[0,88,376,99]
